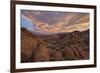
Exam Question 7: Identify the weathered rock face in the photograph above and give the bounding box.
[21,28,38,62]
[62,31,89,60]
[32,42,50,62]
[21,28,89,62]
[63,46,78,60]
[63,45,89,60]
[50,49,63,61]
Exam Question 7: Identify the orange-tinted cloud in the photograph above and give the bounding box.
[21,10,89,34]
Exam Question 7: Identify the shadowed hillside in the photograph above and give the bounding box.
[21,28,89,63]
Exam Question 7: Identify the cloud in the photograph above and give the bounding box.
[21,10,89,34]
[62,22,89,32]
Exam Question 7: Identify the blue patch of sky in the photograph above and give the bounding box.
[21,15,48,34]
[21,15,35,32]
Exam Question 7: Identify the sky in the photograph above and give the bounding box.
[21,10,89,34]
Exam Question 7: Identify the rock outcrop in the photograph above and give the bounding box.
[21,28,38,62]
[21,28,89,62]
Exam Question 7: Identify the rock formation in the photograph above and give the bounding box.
[21,28,89,62]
